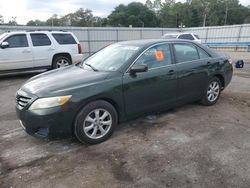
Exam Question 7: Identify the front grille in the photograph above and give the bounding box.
[16,94,32,109]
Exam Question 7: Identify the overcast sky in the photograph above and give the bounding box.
[0,0,249,24]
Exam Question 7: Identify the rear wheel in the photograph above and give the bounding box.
[74,100,118,144]
[52,56,71,69]
[201,77,222,106]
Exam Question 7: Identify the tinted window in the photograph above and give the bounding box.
[4,34,28,48]
[174,43,199,63]
[178,34,194,40]
[197,47,210,59]
[135,43,172,69]
[52,34,76,44]
[31,34,51,46]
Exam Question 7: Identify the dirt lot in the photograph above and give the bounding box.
[0,64,250,188]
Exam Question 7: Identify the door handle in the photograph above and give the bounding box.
[22,49,31,53]
[168,70,175,75]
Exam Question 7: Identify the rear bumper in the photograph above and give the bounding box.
[16,105,75,139]
[72,54,84,64]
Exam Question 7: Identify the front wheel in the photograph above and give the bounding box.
[74,100,118,144]
[201,77,222,106]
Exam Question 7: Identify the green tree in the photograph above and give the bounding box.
[0,15,3,24]
[108,2,159,27]
[27,19,45,26]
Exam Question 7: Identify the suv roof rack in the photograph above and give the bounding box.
[26,29,68,32]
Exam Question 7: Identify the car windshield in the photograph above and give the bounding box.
[81,44,139,71]
[0,33,7,41]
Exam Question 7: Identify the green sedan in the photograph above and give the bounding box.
[16,39,233,144]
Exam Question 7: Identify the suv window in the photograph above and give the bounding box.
[178,34,194,40]
[4,34,28,48]
[174,43,199,63]
[52,33,77,45]
[197,47,210,59]
[30,33,51,46]
[135,43,172,69]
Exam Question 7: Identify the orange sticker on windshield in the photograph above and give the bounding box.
[155,51,164,61]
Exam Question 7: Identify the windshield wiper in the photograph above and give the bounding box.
[84,63,98,72]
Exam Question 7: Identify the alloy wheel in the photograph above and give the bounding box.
[83,109,112,139]
[207,81,220,102]
[56,59,70,68]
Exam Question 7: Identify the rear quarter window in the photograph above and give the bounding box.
[178,34,194,40]
[52,33,77,45]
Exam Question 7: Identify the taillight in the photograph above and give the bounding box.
[77,43,83,54]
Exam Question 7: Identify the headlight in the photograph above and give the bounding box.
[29,95,72,110]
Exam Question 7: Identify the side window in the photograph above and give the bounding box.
[174,43,199,63]
[31,34,51,46]
[197,47,210,59]
[135,43,172,69]
[52,34,77,45]
[178,34,194,40]
[4,34,28,48]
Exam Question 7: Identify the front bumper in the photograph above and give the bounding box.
[16,104,75,139]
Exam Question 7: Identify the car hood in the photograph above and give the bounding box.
[21,65,110,97]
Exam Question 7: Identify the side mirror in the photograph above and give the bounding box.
[130,64,148,74]
[1,41,9,49]
[235,59,244,68]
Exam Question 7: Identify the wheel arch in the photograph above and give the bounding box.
[72,97,121,133]
[213,74,225,89]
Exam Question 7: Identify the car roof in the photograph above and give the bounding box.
[163,32,196,36]
[118,39,196,47]
[118,39,219,57]
[4,30,72,35]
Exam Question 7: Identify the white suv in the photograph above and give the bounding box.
[0,30,83,73]
[162,33,202,43]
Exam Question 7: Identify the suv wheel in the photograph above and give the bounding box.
[74,100,118,144]
[52,56,71,69]
[201,77,222,106]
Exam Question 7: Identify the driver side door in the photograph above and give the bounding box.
[0,34,33,71]
[122,43,178,118]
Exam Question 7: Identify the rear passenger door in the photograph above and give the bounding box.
[30,33,54,67]
[173,42,211,102]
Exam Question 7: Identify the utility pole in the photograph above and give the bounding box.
[203,14,206,27]
[224,6,228,25]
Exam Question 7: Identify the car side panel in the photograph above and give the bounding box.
[0,34,34,71]
[29,33,56,68]
[175,59,210,102]
[122,65,178,119]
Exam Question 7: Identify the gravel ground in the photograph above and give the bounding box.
[0,64,250,188]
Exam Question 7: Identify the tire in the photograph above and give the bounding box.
[201,77,222,106]
[52,56,72,69]
[74,100,118,144]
